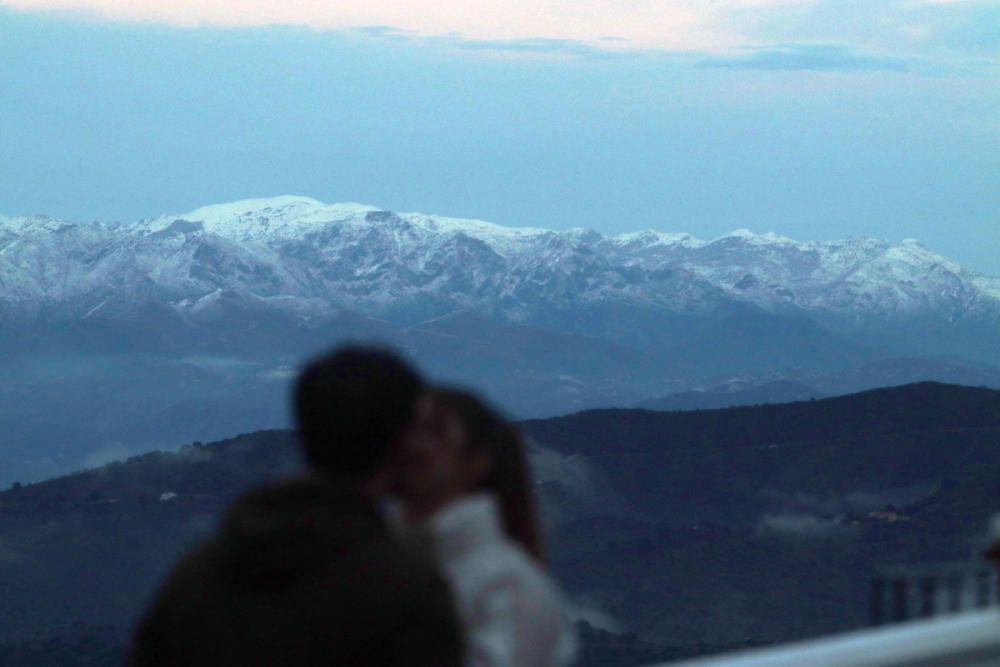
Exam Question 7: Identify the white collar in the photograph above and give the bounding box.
[425,493,505,561]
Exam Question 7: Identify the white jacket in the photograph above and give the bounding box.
[420,494,578,667]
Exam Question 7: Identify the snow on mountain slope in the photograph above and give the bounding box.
[135,196,379,244]
[605,228,992,317]
[1,197,997,327]
[973,276,1000,301]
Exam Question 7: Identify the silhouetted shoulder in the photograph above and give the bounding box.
[129,476,463,667]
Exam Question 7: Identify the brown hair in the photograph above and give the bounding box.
[429,387,546,564]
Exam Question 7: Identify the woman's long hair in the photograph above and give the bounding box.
[429,387,546,564]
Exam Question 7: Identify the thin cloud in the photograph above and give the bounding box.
[3,0,992,69]
[353,25,413,38]
[0,0,811,52]
[700,44,915,72]
[452,37,612,58]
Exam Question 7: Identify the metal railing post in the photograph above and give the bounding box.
[869,578,885,626]
[919,577,937,618]
[976,571,992,608]
[948,574,964,613]
[891,578,909,623]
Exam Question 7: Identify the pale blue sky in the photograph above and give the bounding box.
[1,2,998,272]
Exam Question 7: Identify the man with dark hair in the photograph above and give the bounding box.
[129,346,464,667]
[295,346,424,480]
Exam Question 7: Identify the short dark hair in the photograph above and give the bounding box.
[294,346,423,480]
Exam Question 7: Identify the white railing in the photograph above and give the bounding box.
[652,609,1000,667]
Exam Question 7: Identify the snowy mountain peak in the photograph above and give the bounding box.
[882,238,963,274]
[401,211,550,241]
[714,228,798,246]
[0,213,76,236]
[181,196,375,225]
[185,194,325,217]
[613,230,703,249]
[136,197,379,244]
[975,276,1000,300]
[0,196,996,329]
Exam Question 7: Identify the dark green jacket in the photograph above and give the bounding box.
[129,475,463,667]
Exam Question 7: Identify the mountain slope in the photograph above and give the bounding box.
[3,383,1000,655]
[524,382,1000,526]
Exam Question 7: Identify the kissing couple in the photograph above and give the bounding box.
[130,346,578,667]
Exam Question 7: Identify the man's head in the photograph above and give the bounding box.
[294,346,424,485]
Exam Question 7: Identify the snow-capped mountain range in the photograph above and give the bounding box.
[3,195,1000,484]
[2,194,998,329]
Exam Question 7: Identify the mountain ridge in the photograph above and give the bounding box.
[3,196,997,325]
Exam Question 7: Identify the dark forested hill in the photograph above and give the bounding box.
[2,382,1000,664]
[0,432,301,646]
[525,382,1000,525]
[525,382,1000,645]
